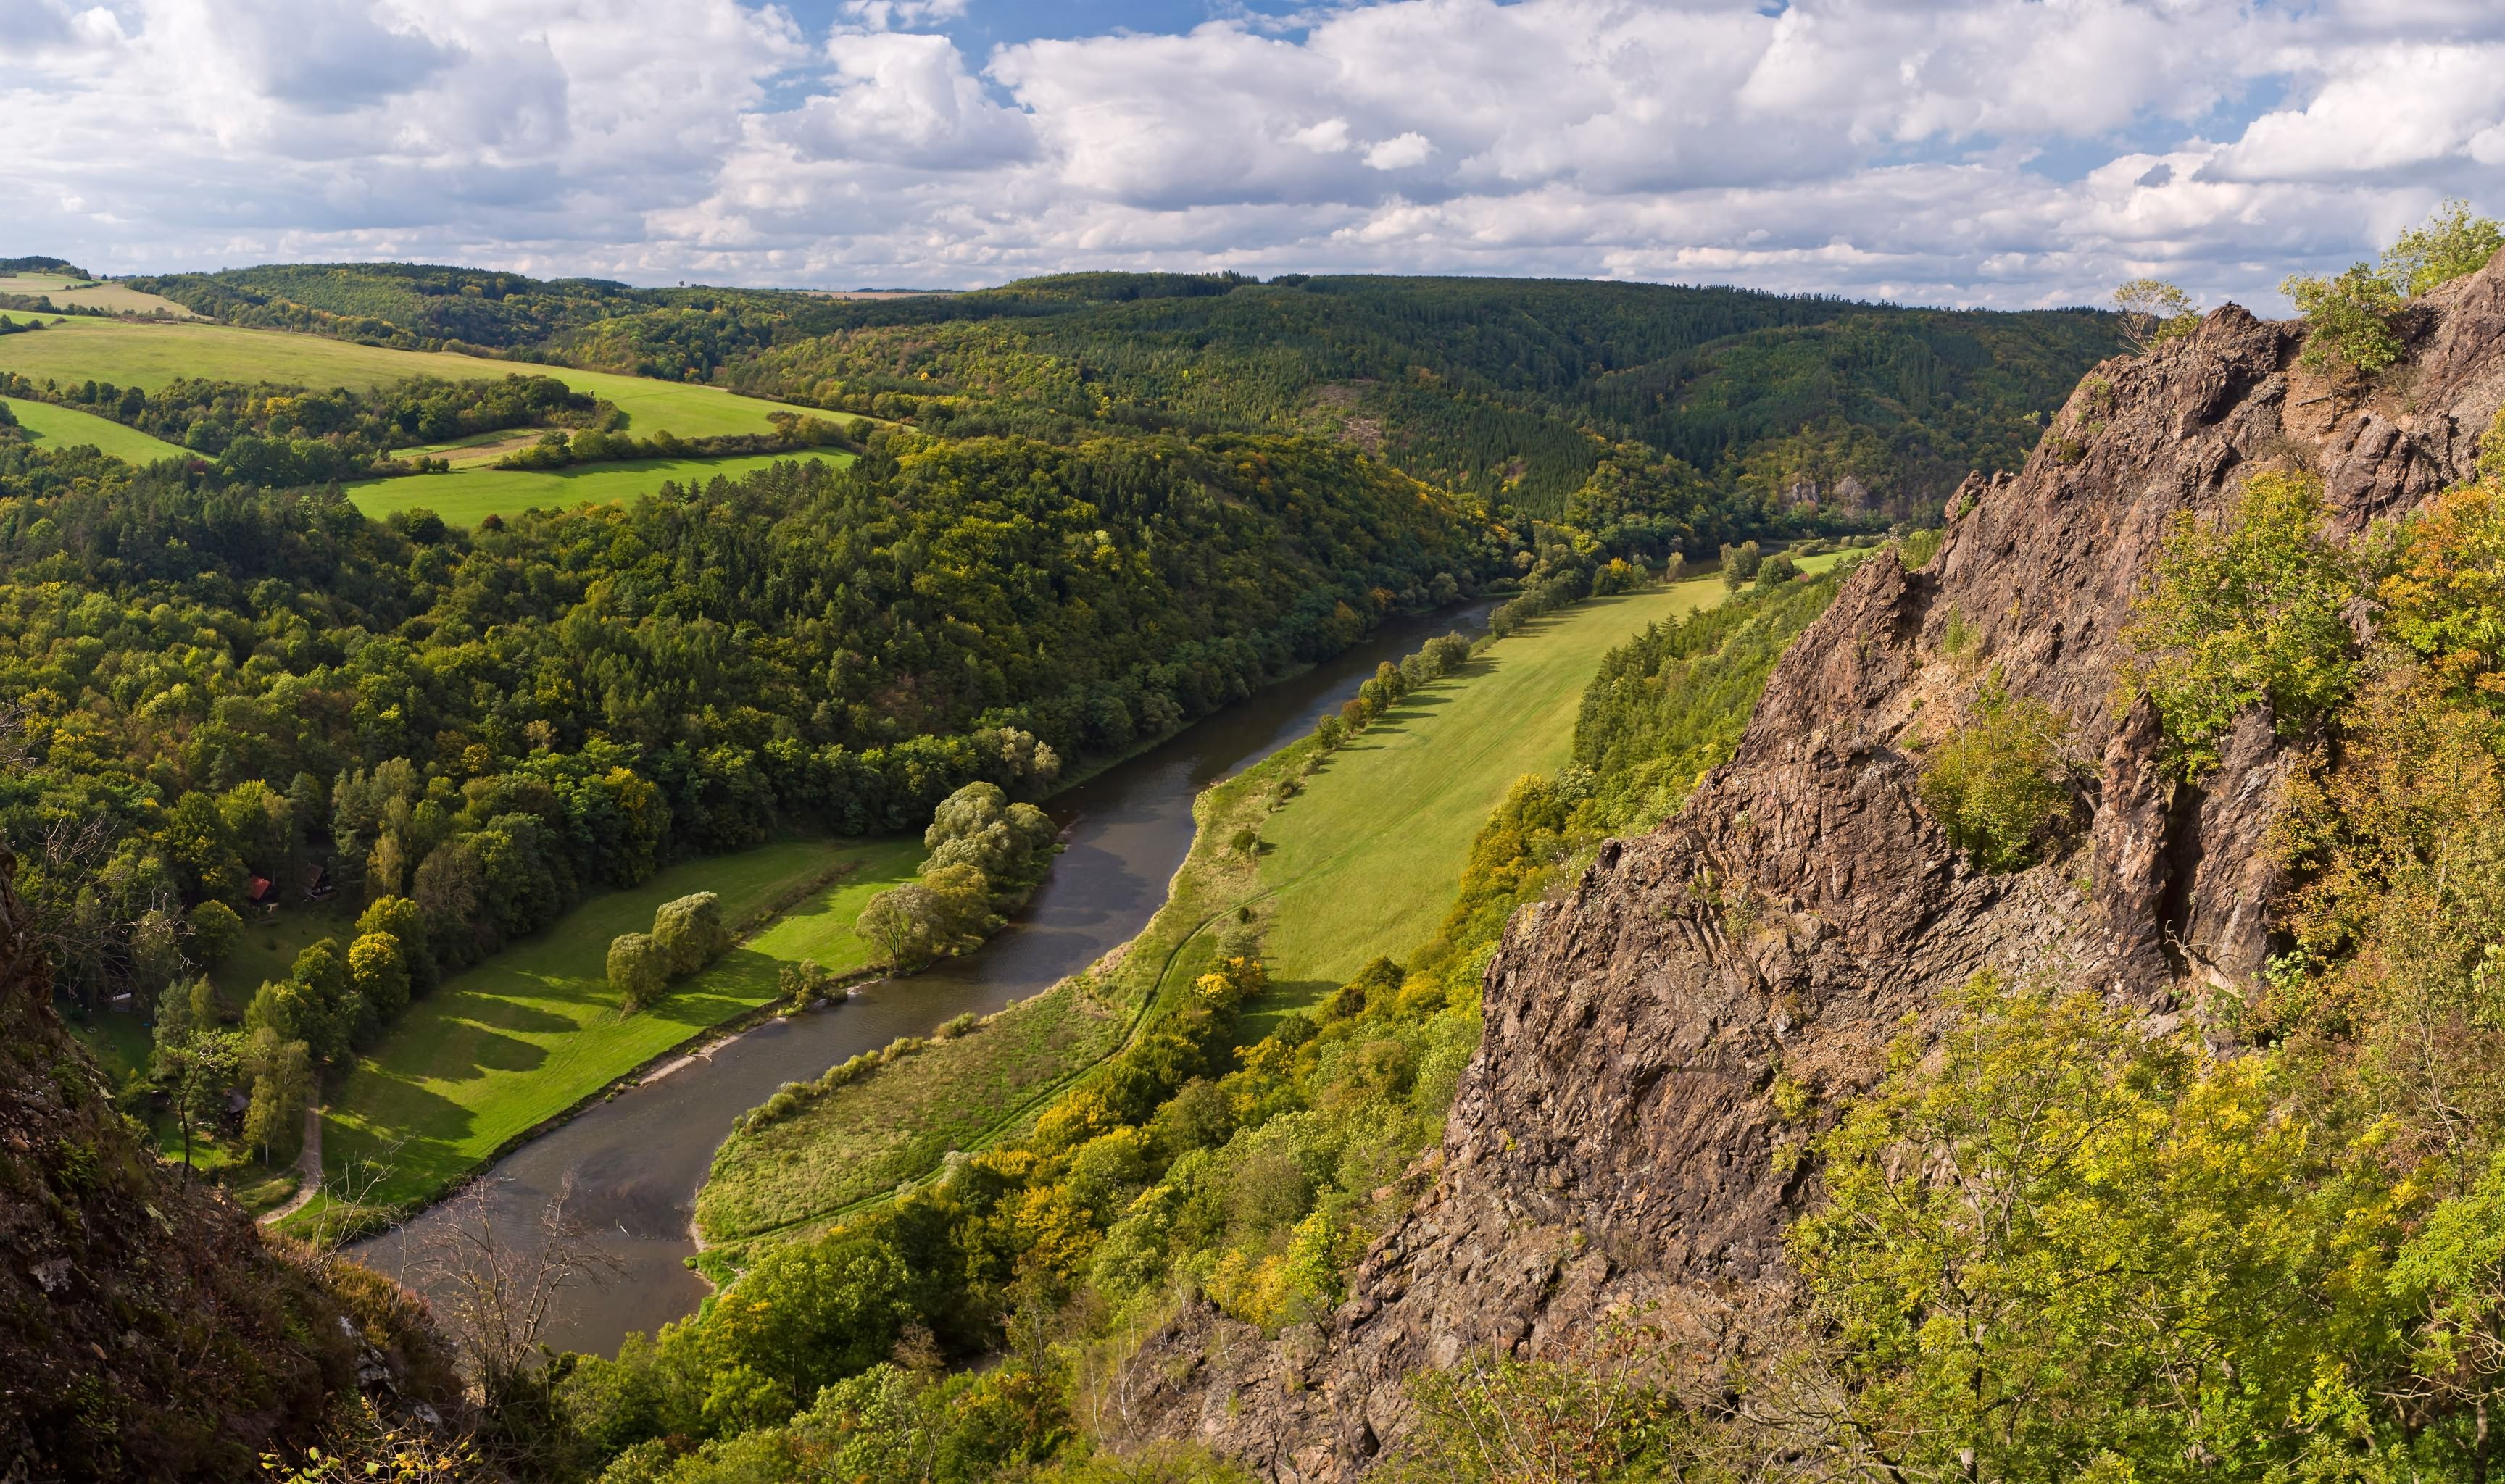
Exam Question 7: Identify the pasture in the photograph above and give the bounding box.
[307,835,921,1220]
[2,394,189,463]
[0,272,196,317]
[0,315,825,438]
[348,450,856,526]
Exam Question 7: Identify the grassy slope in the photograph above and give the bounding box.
[1253,579,1727,1006]
[347,451,856,525]
[304,835,921,1224]
[0,316,821,437]
[0,273,197,317]
[3,394,190,463]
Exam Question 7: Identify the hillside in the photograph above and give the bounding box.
[122,261,2124,532]
[1113,249,2505,1476]
[0,849,462,1479]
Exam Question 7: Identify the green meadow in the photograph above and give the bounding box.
[2,394,188,463]
[0,314,823,438]
[298,835,921,1227]
[0,272,196,317]
[348,450,856,526]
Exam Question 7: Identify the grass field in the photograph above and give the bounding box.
[0,273,196,317]
[2,394,189,463]
[1251,577,1729,1007]
[0,315,821,438]
[302,835,921,1225]
[348,450,855,525]
[693,980,1131,1267]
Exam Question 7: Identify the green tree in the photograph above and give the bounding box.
[652,891,727,978]
[154,1027,241,1180]
[241,1027,311,1163]
[609,931,668,1012]
[1919,686,2079,870]
[2284,263,2407,378]
[355,893,437,995]
[2113,277,2198,351]
[2382,198,2505,298]
[2124,470,2361,772]
[186,898,243,967]
[1717,538,1761,590]
[346,930,410,1023]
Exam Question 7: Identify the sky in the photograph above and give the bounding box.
[6,0,2505,311]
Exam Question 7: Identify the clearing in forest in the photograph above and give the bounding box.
[346,450,856,526]
[296,835,920,1229]
[2,394,188,464]
[0,314,821,438]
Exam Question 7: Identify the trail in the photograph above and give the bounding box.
[256,1103,323,1226]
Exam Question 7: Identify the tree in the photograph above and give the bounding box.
[1718,539,1761,590]
[241,1027,311,1163]
[356,893,436,995]
[346,930,410,1023]
[2382,198,2505,298]
[2284,263,2406,378]
[652,891,727,977]
[154,1028,241,1180]
[186,898,243,967]
[608,931,668,1011]
[2112,277,2198,351]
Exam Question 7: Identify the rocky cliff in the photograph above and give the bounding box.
[1128,256,2505,1480]
[0,854,463,1481]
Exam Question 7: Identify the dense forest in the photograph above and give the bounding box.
[0,422,1491,1050]
[126,262,2124,532]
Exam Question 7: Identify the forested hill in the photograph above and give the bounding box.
[125,263,2124,528]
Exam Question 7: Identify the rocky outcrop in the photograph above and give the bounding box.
[0,854,465,1481]
[1131,256,2505,1480]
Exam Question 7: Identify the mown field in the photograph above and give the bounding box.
[297,835,921,1228]
[0,272,196,317]
[1246,551,1843,1016]
[2,393,188,463]
[0,314,823,437]
[346,450,856,525]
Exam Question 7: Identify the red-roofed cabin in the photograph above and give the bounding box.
[246,875,278,917]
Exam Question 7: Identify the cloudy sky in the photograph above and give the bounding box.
[5,0,2502,310]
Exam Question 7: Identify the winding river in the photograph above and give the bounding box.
[350,603,1489,1359]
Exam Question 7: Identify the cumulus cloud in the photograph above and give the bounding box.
[3,0,2504,307]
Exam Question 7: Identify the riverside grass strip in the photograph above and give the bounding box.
[281,835,920,1239]
[688,569,1802,1268]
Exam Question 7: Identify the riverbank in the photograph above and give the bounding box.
[281,835,921,1242]
[690,574,1735,1271]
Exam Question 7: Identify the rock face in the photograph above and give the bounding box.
[0,854,464,1481]
[1129,257,2505,1480]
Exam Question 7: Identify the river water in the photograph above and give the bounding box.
[349,603,1488,1359]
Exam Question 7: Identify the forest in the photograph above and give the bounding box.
[124,262,2122,533]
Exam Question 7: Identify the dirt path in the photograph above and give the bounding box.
[256,1104,323,1226]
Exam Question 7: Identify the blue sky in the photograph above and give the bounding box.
[5,1,2504,310]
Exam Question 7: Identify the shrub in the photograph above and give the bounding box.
[609,931,668,1011]
[2124,471,2360,772]
[1898,527,1945,570]
[2283,264,2405,378]
[2380,198,2504,298]
[652,891,727,977]
[2114,277,2199,352]
[1919,688,2080,872]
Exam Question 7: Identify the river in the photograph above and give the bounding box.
[349,602,1490,1359]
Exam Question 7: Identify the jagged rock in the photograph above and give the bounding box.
[1134,254,2505,1480]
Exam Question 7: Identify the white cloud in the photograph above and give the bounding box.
[2,0,2504,309]
[1363,131,1434,170]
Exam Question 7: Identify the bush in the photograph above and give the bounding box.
[2380,198,2504,297]
[2282,264,2405,378]
[652,892,727,977]
[609,931,668,1011]
[1919,688,2080,872]
[2124,471,2360,773]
